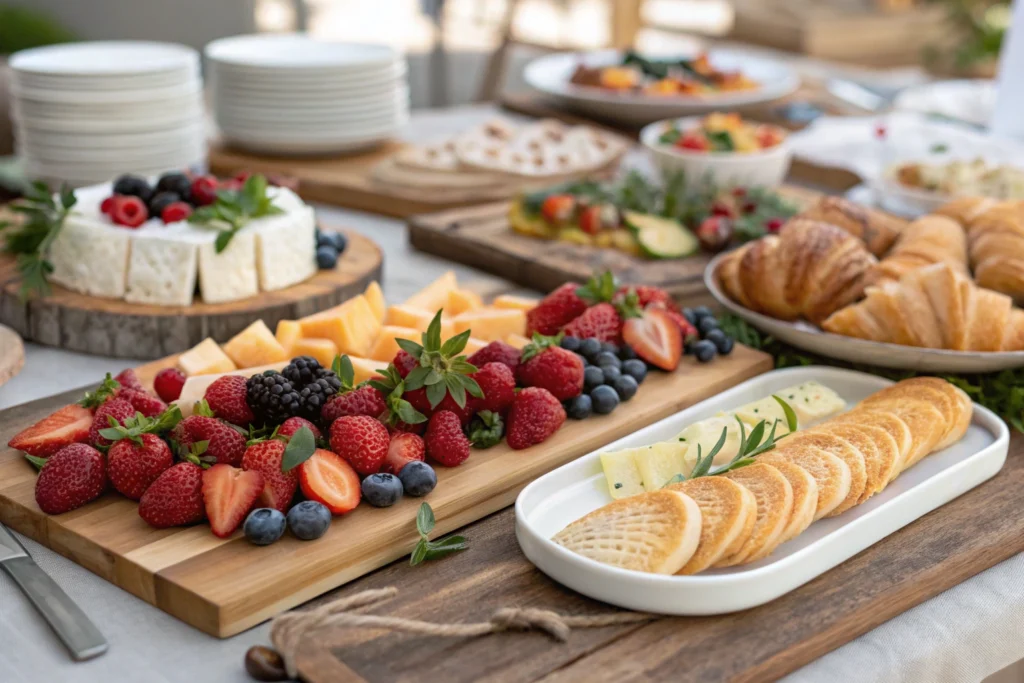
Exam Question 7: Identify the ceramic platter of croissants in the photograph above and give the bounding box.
[706,195,1024,372]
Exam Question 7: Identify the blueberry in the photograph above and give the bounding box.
[693,339,717,363]
[698,316,719,337]
[286,501,331,540]
[621,359,647,383]
[579,355,590,367]
[612,375,638,401]
[316,231,336,248]
[600,342,619,355]
[565,394,592,420]
[398,461,437,497]
[693,305,714,321]
[618,345,637,361]
[560,335,582,352]
[113,174,153,202]
[602,366,622,384]
[590,385,620,414]
[361,472,403,507]
[583,365,605,392]
[330,232,348,253]
[155,172,192,202]
[594,351,620,369]
[316,245,339,269]
[682,307,697,326]
[243,508,286,546]
[148,191,180,218]
[716,334,734,355]
[579,338,602,359]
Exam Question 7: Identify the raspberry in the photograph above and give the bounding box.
[111,195,148,228]
[161,201,193,224]
[190,175,219,206]
[100,196,117,215]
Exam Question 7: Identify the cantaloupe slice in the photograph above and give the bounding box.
[506,333,531,350]
[452,308,527,341]
[404,271,457,311]
[177,338,237,376]
[369,325,421,362]
[222,320,289,369]
[445,289,483,317]
[292,338,338,367]
[364,281,386,324]
[350,356,389,385]
[492,294,539,313]
[463,337,489,355]
[385,304,453,338]
[275,320,302,353]
[299,295,381,356]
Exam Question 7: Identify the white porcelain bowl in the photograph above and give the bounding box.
[640,116,791,188]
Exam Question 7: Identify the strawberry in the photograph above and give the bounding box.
[622,307,683,371]
[171,414,247,466]
[119,389,167,418]
[466,341,521,375]
[153,368,186,402]
[204,375,254,427]
[620,285,677,312]
[321,355,387,426]
[392,349,419,378]
[472,362,516,413]
[433,393,475,425]
[89,397,136,448]
[526,283,587,336]
[139,461,207,528]
[655,307,698,344]
[515,336,584,401]
[30,444,106,515]
[107,433,173,500]
[506,387,565,450]
[382,432,426,474]
[278,416,321,440]
[114,368,146,392]
[202,464,265,538]
[562,303,622,344]
[540,194,576,223]
[299,448,361,514]
[8,404,92,457]
[424,410,471,467]
[329,415,390,474]
[241,440,297,513]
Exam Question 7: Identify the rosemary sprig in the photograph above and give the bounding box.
[409,502,468,566]
[0,181,76,299]
[188,174,283,253]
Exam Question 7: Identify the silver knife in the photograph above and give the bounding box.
[0,523,107,661]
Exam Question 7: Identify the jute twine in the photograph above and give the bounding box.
[269,586,657,678]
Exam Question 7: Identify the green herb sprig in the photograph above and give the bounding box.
[0,181,76,299]
[189,174,283,252]
[410,502,468,566]
[98,405,183,446]
[389,311,482,410]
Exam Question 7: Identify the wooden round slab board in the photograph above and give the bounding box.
[0,228,383,360]
[0,325,24,387]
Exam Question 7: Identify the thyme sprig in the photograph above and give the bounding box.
[0,181,76,299]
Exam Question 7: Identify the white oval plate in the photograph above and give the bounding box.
[209,61,405,88]
[516,366,1008,616]
[524,49,798,126]
[11,79,201,105]
[205,34,398,72]
[704,253,1024,372]
[10,41,198,77]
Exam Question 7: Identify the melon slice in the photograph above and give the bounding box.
[452,308,527,341]
[463,337,489,355]
[492,294,539,313]
[404,271,457,311]
[364,281,386,323]
[275,320,302,353]
[299,294,381,357]
[177,338,237,376]
[350,356,389,385]
[222,320,288,369]
[292,338,338,367]
[445,289,483,317]
[385,304,454,338]
[506,333,531,350]
[369,325,421,362]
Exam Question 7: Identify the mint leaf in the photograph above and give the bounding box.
[281,426,316,471]
[416,501,435,535]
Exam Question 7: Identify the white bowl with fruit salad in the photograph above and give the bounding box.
[641,113,791,189]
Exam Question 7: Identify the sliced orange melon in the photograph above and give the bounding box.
[463,337,489,355]
[222,321,289,369]
[451,308,527,342]
[275,320,302,353]
[177,338,237,376]
[492,294,540,313]
[368,325,421,362]
[445,288,483,317]
[363,281,386,324]
[505,333,532,350]
[350,356,389,385]
[292,338,338,367]
[404,271,458,311]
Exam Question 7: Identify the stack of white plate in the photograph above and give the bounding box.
[9,41,206,187]
[206,34,409,155]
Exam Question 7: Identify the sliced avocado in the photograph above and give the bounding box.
[623,211,699,259]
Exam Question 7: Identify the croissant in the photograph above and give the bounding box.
[867,215,968,285]
[718,219,877,324]
[822,262,1024,351]
[933,196,999,225]
[960,200,1024,301]
[796,197,906,256]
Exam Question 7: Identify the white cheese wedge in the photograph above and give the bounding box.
[124,224,202,306]
[676,414,746,473]
[734,396,797,437]
[774,381,846,425]
[634,442,689,492]
[198,231,259,304]
[252,200,317,291]
[174,360,289,416]
[600,448,645,499]
[47,218,130,298]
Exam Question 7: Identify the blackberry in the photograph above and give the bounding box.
[283,356,323,385]
[113,174,153,203]
[279,357,343,422]
[149,191,181,218]
[155,172,192,202]
[246,371,301,426]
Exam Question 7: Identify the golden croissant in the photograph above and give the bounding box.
[822,262,1024,351]
[960,200,1024,302]
[867,215,968,286]
[718,219,877,324]
[796,196,906,256]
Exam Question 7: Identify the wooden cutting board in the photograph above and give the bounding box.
[0,346,771,638]
[0,228,382,360]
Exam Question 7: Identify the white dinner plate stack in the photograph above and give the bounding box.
[8,41,206,187]
[205,34,409,155]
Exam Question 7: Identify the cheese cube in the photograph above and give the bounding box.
[445,289,483,316]
[350,356,389,385]
[405,271,457,311]
[252,205,317,291]
[291,338,338,367]
[223,320,289,369]
[491,294,539,313]
[600,448,645,500]
[177,338,236,376]
[774,381,846,425]
[452,308,526,341]
[634,442,689,491]
[275,320,302,353]
[734,396,797,437]
[198,231,259,304]
[368,325,421,362]
[363,281,386,323]
[47,218,130,298]
[505,333,531,350]
[124,229,200,306]
[676,414,747,473]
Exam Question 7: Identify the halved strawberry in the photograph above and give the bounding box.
[622,308,683,371]
[201,464,265,538]
[8,404,93,457]
[299,449,360,514]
